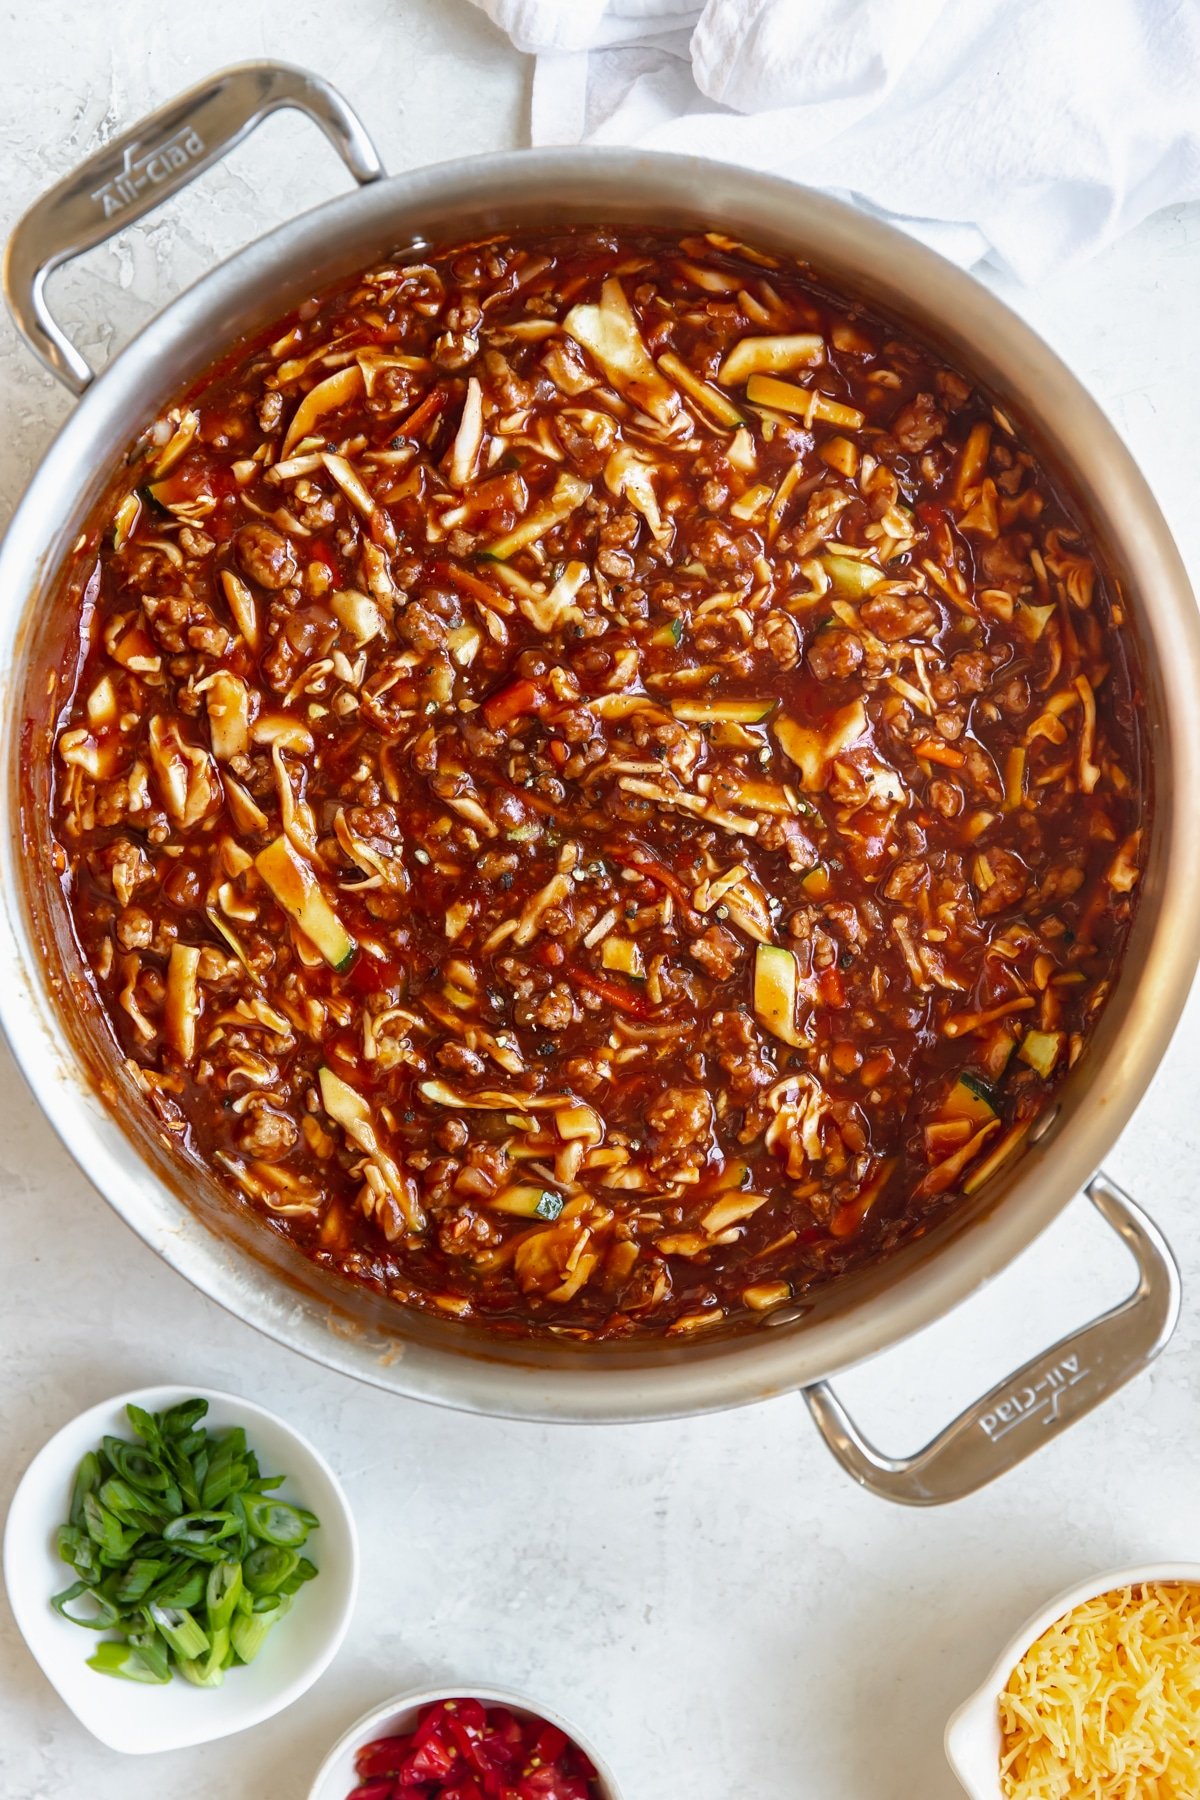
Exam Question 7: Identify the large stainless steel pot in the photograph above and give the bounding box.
[4,64,1198,1503]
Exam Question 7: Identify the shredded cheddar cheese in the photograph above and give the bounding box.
[1000,1583,1200,1799]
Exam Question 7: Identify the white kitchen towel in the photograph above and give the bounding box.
[467,0,1200,282]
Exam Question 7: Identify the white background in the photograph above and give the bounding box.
[2,6,1199,1797]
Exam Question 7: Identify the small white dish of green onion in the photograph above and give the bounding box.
[4,1385,357,1753]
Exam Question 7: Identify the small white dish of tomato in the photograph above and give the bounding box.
[307,1686,624,1800]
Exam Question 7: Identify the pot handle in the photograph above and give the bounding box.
[3,61,384,396]
[802,1170,1179,1506]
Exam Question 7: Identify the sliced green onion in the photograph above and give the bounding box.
[97,1476,164,1531]
[51,1581,122,1630]
[205,1560,243,1630]
[176,1625,229,1688]
[243,1544,298,1595]
[162,1399,209,1439]
[69,1451,102,1528]
[113,1558,168,1605]
[56,1523,100,1580]
[230,1601,286,1664]
[82,1494,141,1561]
[87,1640,172,1684]
[148,1563,206,1610]
[163,1510,242,1549]
[241,1498,315,1547]
[201,1431,248,1508]
[102,1437,174,1494]
[277,1555,318,1597]
[49,1397,320,1689]
[147,1604,209,1660]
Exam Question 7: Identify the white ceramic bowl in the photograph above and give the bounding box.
[3,1383,358,1753]
[945,1560,1200,1797]
[307,1684,625,1800]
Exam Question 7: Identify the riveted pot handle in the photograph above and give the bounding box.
[3,61,384,395]
[802,1172,1179,1506]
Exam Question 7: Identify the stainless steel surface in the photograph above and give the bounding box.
[802,1172,1181,1504]
[2,66,1198,1460]
[2,62,383,394]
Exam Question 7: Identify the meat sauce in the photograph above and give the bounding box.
[47,227,1145,1340]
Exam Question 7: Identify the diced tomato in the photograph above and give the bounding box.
[482,677,544,732]
[357,1735,415,1776]
[414,1702,454,1748]
[403,1734,456,1781]
[518,1774,592,1800]
[476,1719,522,1770]
[346,1700,600,1800]
[818,967,847,1008]
[531,1726,568,1766]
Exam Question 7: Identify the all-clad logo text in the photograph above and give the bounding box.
[91,126,206,218]
[978,1354,1088,1442]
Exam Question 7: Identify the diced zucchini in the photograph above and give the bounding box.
[819,436,859,479]
[671,698,776,724]
[800,864,832,899]
[1018,1030,1064,1078]
[718,334,825,385]
[730,483,774,522]
[484,472,590,561]
[255,836,356,971]
[656,351,744,428]
[754,944,802,1047]
[488,1184,565,1220]
[601,937,645,979]
[941,1073,998,1128]
[821,552,884,598]
[650,618,685,649]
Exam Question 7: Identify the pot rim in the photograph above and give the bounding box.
[3,144,1198,1421]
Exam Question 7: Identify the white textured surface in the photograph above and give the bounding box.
[2,8,1200,1799]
